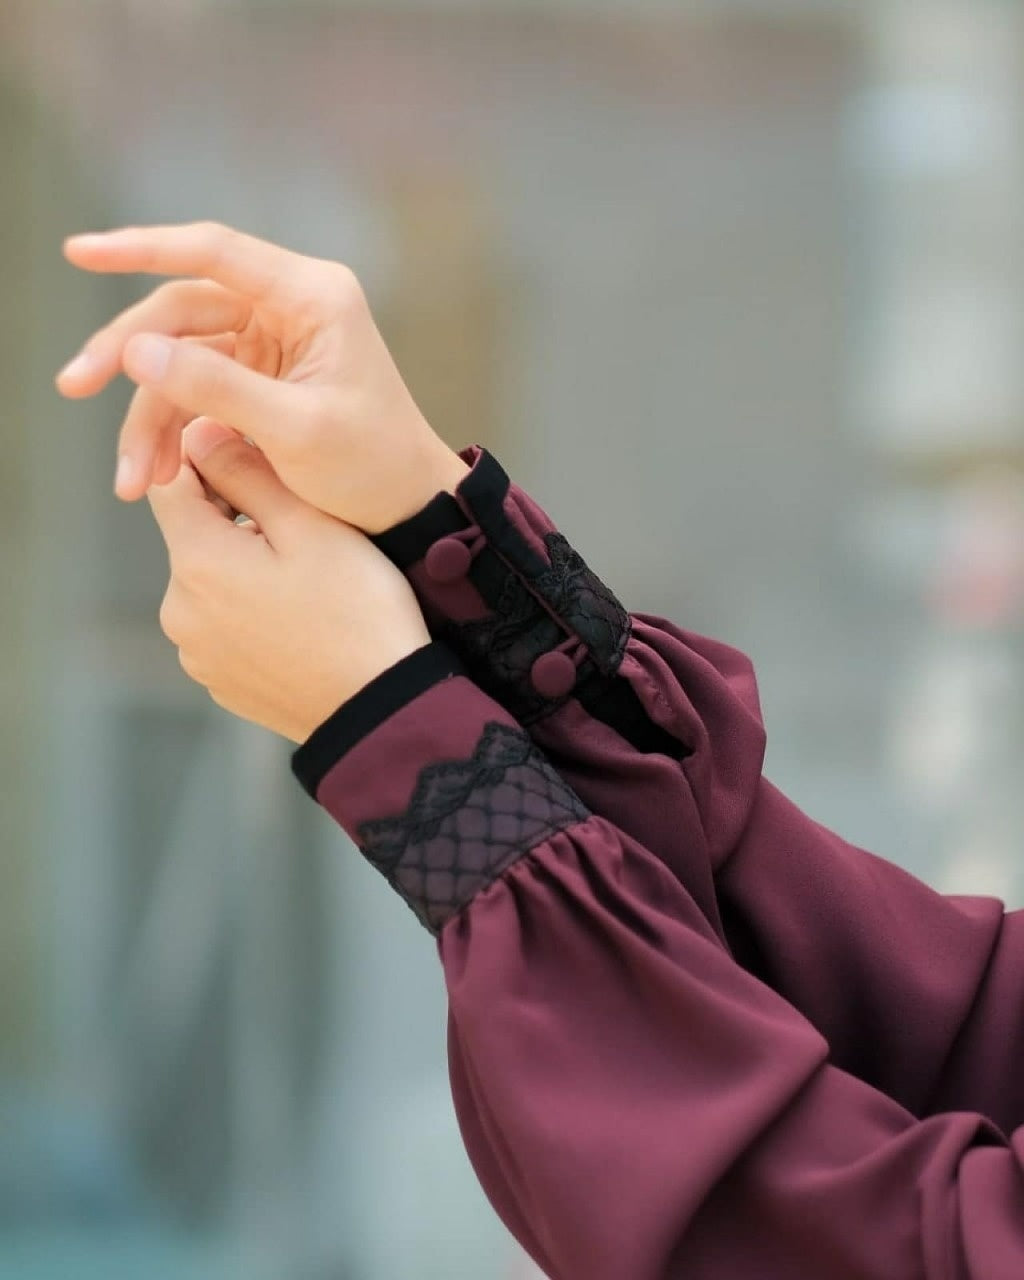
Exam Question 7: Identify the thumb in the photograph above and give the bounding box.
[183,418,308,547]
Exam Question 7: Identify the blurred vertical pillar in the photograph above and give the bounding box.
[7,2,126,1091]
[377,171,505,455]
[0,61,39,1078]
[850,7,1024,896]
[853,7,1024,468]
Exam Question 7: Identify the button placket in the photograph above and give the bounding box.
[424,514,594,707]
[530,635,587,700]
[424,525,487,584]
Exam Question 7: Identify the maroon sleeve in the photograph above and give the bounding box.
[369,447,1024,1131]
[300,666,1024,1280]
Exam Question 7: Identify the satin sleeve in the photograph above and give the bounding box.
[367,446,1024,1131]
[296,658,1024,1280]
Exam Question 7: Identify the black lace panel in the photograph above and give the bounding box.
[434,531,631,726]
[356,721,591,934]
[434,564,568,725]
[539,533,630,673]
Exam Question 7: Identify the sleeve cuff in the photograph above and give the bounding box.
[364,447,679,760]
[367,446,640,734]
[304,670,590,934]
[367,446,476,569]
[291,640,468,799]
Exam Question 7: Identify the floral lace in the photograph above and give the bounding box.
[434,532,630,725]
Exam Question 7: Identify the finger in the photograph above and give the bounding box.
[56,278,250,398]
[182,419,308,548]
[151,418,189,489]
[119,333,308,468]
[116,332,239,498]
[178,414,241,520]
[182,417,240,521]
[147,454,233,563]
[63,220,329,314]
[202,485,240,522]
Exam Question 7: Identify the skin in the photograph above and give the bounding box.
[150,418,431,744]
[56,220,463,738]
[56,220,470,533]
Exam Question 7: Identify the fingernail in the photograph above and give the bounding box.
[126,334,173,382]
[58,351,98,382]
[115,455,137,497]
[185,420,237,462]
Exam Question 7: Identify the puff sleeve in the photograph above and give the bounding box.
[368,449,1024,1132]
[293,643,1024,1280]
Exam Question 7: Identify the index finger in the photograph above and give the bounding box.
[63,220,321,312]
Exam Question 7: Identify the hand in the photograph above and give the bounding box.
[56,220,470,534]
[151,419,431,742]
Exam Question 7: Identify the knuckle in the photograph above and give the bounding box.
[168,544,210,592]
[196,218,226,241]
[154,279,187,306]
[158,590,185,642]
[328,263,365,314]
[194,354,231,403]
[121,282,188,335]
[177,648,204,681]
[197,219,231,264]
[298,390,342,445]
[206,686,239,717]
[164,279,210,317]
[213,440,261,483]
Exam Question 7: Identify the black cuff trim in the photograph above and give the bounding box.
[368,490,469,570]
[291,642,468,799]
[366,449,549,576]
[461,450,548,576]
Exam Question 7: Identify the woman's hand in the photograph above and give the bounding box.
[151,418,431,742]
[55,220,470,534]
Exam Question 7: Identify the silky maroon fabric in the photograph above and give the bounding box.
[531,619,1021,1129]
[390,447,1024,1133]
[301,448,1024,1275]
[312,673,1024,1279]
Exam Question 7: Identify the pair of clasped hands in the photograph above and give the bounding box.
[56,221,471,743]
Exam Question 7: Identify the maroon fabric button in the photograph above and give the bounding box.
[530,651,577,699]
[425,537,473,584]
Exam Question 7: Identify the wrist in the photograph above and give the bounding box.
[292,640,468,796]
[370,437,470,535]
[300,628,432,739]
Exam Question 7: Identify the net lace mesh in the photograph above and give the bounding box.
[357,721,590,933]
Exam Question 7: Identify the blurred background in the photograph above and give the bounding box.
[3,1,1024,1277]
